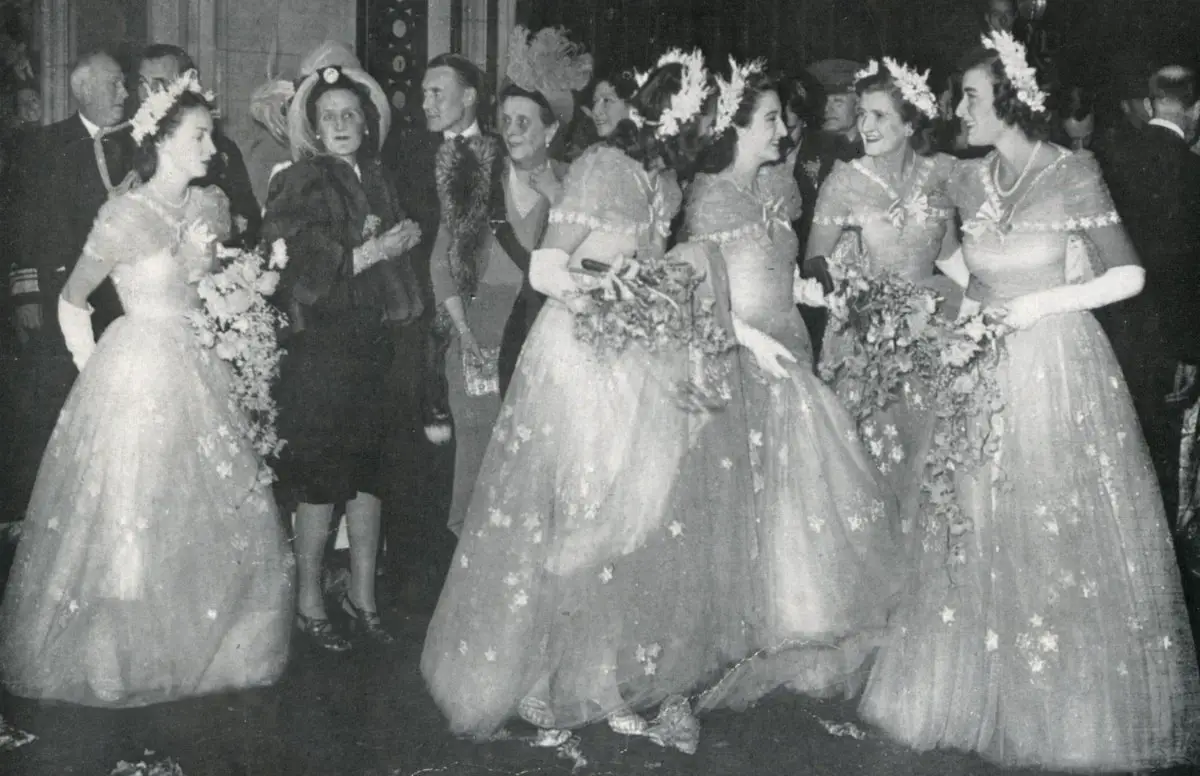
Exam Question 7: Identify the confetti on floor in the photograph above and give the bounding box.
[0,716,36,753]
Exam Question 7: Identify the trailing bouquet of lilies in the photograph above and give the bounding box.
[187,237,289,471]
[819,264,1009,572]
[570,253,736,411]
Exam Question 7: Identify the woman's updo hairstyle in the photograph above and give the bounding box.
[498,82,557,129]
[133,90,214,182]
[304,68,383,160]
[586,64,639,104]
[698,69,779,174]
[606,60,718,179]
[855,66,935,154]
[857,69,929,133]
[958,46,1055,139]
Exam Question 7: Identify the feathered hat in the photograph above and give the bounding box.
[286,65,392,161]
[504,25,593,127]
[250,40,363,144]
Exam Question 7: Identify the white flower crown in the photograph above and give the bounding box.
[854,58,938,120]
[131,69,215,143]
[630,48,711,139]
[980,30,1048,114]
[714,57,765,136]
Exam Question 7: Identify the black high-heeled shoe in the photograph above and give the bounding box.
[295,613,351,652]
[340,593,395,645]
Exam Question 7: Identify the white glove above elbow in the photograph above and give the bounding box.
[530,248,582,304]
[58,296,96,372]
[352,239,387,276]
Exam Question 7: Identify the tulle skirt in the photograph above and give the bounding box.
[421,301,760,738]
[699,316,904,711]
[823,273,964,558]
[860,311,1200,771]
[0,314,295,707]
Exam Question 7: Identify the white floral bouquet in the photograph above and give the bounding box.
[187,237,289,470]
[820,264,1009,571]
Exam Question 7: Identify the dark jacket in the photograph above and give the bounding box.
[261,155,422,333]
[7,114,133,337]
[1103,121,1200,363]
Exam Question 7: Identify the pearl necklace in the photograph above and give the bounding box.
[992,140,1042,198]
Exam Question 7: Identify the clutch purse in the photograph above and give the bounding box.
[463,345,500,397]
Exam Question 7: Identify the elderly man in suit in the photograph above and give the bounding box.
[4,51,132,518]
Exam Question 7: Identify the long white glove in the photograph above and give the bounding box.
[530,247,590,312]
[793,264,828,307]
[58,295,96,371]
[352,238,387,276]
[732,315,796,379]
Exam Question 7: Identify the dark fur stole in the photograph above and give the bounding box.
[435,134,502,302]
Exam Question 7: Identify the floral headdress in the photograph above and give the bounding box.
[505,25,593,127]
[714,57,765,136]
[980,30,1048,113]
[630,48,711,138]
[130,69,215,143]
[854,58,938,120]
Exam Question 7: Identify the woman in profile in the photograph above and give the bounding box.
[860,36,1200,771]
[422,53,755,745]
[0,74,293,707]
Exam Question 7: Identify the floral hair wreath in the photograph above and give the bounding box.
[714,56,765,136]
[980,30,1048,114]
[629,48,712,138]
[854,58,938,120]
[130,69,215,143]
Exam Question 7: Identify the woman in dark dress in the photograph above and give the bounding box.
[262,65,422,651]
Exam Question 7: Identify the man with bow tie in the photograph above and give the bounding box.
[379,53,496,607]
[5,51,133,518]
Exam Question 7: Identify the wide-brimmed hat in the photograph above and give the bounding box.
[250,40,363,143]
[287,65,391,161]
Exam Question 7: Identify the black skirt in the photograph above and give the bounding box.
[275,317,393,505]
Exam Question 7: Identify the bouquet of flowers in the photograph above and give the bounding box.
[570,253,736,411]
[820,264,1009,572]
[187,237,289,471]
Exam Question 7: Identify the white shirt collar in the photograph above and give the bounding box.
[1149,118,1186,141]
[78,113,102,139]
[444,120,481,140]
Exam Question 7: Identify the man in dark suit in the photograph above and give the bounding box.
[795,59,864,364]
[137,44,260,247]
[378,52,489,606]
[1104,66,1200,517]
[1103,67,1200,614]
[5,51,132,518]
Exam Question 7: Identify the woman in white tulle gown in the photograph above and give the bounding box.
[422,54,762,745]
[859,38,1200,772]
[686,64,904,712]
[0,79,293,707]
[803,59,961,542]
